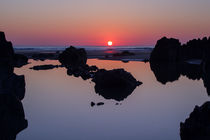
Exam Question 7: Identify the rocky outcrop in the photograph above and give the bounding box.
[0,65,26,101]
[0,31,28,67]
[58,46,142,101]
[0,94,28,140]
[58,46,87,68]
[67,65,98,80]
[0,57,27,139]
[180,102,210,140]
[150,37,181,62]
[92,69,142,101]
[150,36,210,62]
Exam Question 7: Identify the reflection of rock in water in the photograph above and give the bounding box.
[202,62,210,96]
[0,94,28,140]
[150,62,180,84]
[180,102,210,140]
[92,69,142,101]
[150,61,210,95]
[59,46,142,101]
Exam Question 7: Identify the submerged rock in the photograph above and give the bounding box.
[150,37,181,62]
[92,69,142,101]
[59,46,87,67]
[30,64,63,70]
[180,102,210,140]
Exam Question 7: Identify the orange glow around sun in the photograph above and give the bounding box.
[108,41,113,46]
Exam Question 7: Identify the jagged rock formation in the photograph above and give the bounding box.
[92,69,142,101]
[58,46,142,101]
[180,102,210,140]
[150,36,210,62]
[58,46,87,68]
[0,31,28,67]
[150,37,181,62]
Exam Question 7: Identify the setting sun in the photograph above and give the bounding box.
[108,41,113,46]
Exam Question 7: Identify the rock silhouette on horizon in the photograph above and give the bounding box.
[150,37,181,62]
[58,46,87,68]
[180,102,210,140]
[0,31,28,68]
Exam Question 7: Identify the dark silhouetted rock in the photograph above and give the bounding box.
[0,65,26,100]
[150,37,181,62]
[30,64,63,70]
[32,53,56,61]
[13,54,28,68]
[0,94,28,140]
[179,37,209,61]
[97,102,104,106]
[92,69,142,101]
[59,46,87,68]
[0,31,28,68]
[91,102,95,107]
[113,51,135,57]
[180,102,210,140]
[67,65,97,80]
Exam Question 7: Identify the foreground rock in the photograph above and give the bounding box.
[0,31,28,67]
[59,46,87,68]
[0,94,28,140]
[180,102,210,140]
[92,69,142,101]
[0,65,26,100]
[0,62,27,139]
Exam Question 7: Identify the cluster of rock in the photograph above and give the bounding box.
[113,51,135,57]
[150,36,210,63]
[150,36,210,95]
[0,31,28,139]
[180,102,210,140]
[59,46,142,101]
[0,32,28,68]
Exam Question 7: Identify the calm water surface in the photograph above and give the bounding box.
[14,59,209,140]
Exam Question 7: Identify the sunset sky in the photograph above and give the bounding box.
[1,0,210,46]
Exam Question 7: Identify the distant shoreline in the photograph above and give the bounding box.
[14,47,152,62]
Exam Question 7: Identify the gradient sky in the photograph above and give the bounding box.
[0,0,210,46]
